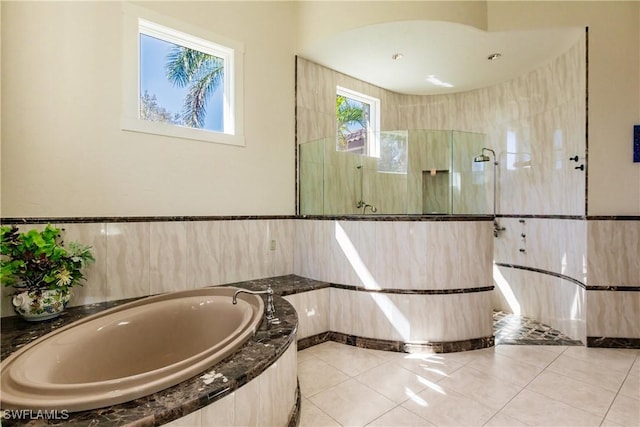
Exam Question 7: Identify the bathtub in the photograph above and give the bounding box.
[0,287,264,412]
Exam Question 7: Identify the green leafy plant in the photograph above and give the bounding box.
[0,225,95,294]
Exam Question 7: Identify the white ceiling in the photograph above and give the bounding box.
[299,21,584,95]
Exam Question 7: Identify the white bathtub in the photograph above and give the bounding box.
[0,287,264,412]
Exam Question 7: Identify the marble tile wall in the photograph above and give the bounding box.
[291,219,495,342]
[586,220,640,340]
[330,287,493,343]
[494,218,587,282]
[492,266,587,343]
[587,220,640,287]
[293,219,493,290]
[164,342,298,427]
[283,288,331,339]
[0,220,295,318]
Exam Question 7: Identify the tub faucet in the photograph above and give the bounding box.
[232,285,280,325]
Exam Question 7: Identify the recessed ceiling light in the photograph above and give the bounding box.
[487,53,502,61]
[391,53,404,61]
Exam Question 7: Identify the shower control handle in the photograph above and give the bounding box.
[575,164,584,171]
[569,155,579,162]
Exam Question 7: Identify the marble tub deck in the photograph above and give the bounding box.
[0,286,299,426]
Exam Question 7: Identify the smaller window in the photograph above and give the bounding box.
[139,20,231,133]
[336,87,380,157]
[122,4,244,146]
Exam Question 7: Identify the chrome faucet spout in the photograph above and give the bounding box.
[232,285,279,324]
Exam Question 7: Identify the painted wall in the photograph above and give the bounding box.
[1,1,296,217]
[296,0,640,216]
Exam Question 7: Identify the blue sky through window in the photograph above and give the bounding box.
[139,34,224,132]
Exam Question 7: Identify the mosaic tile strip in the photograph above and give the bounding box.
[587,336,640,349]
[493,311,583,346]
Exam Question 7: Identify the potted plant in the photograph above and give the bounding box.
[0,224,95,321]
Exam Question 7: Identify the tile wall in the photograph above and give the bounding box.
[292,219,495,342]
[0,220,295,317]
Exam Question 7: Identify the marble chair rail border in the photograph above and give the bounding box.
[495,262,640,292]
[228,275,494,296]
[1,291,298,427]
[298,331,495,354]
[0,214,493,224]
[1,214,637,225]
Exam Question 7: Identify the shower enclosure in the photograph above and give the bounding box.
[299,130,491,215]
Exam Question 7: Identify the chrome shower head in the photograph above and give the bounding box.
[473,148,496,164]
[473,154,491,163]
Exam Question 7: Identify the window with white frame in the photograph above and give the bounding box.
[122,4,244,146]
[336,86,380,157]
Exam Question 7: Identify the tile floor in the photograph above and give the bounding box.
[297,341,640,426]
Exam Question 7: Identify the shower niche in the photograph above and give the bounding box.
[299,129,492,215]
[422,169,450,214]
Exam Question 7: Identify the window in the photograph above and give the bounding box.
[122,4,244,146]
[336,87,380,157]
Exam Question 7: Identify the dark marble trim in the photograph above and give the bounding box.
[298,331,495,354]
[1,282,299,426]
[586,216,640,221]
[0,215,297,225]
[586,285,640,292]
[587,337,640,349]
[495,262,586,289]
[2,215,493,224]
[330,283,494,295]
[287,381,301,427]
[4,215,637,226]
[496,214,585,220]
[298,214,493,222]
[225,275,493,297]
[496,263,640,293]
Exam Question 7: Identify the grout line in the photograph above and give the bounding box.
[599,352,639,425]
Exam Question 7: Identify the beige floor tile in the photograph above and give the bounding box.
[394,352,466,383]
[355,360,430,404]
[299,398,342,427]
[603,394,640,426]
[546,354,629,392]
[562,347,638,372]
[298,357,349,397]
[483,411,528,426]
[401,382,496,426]
[466,352,544,388]
[438,365,522,411]
[526,370,616,417]
[310,379,396,427]
[310,342,388,376]
[298,347,319,364]
[500,389,603,426]
[619,372,640,400]
[494,344,563,368]
[366,406,434,426]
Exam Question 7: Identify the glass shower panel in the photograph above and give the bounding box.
[299,138,325,215]
[452,131,489,214]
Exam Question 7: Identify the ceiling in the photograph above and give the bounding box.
[299,21,584,95]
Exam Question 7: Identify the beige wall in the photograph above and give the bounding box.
[1,1,296,217]
[2,1,638,218]
[296,1,640,216]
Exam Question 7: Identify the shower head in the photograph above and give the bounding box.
[473,148,496,164]
[473,154,491,163]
